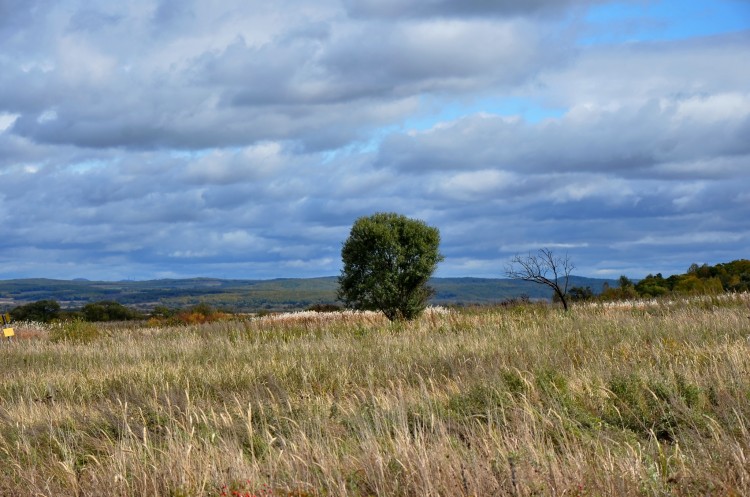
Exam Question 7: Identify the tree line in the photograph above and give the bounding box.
[7,300,226,324]
[338,213,750,316]
[567,259,750,303]
[4,212,748,322]
[8,300,143,323]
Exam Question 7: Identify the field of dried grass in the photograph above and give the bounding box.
[1,295,749,496]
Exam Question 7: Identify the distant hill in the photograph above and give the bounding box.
[0,276,617,312]
[430,276,615,304]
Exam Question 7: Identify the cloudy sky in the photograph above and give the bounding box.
[0,0,748,281]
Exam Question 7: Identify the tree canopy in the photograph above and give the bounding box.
[338,212,443,321]
[9,300,61,323]
[81,301,140,322]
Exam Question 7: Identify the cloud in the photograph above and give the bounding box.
[3,0,568,152]
[376,38,750,177]
[184,143,288,185]
[0,0,747,281]
[343,0,605,19]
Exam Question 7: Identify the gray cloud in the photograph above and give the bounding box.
[4,0,566,151]
[343,0,605,19]
[0,0,747,281]
[377,99,750,176]
[376,32,750,179]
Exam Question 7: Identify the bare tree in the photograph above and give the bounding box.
[506,248,575,311]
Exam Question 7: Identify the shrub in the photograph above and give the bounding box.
[305,303,343,313]
[49,319,101,344]
[10,300,61,323]
[81,301,140,322]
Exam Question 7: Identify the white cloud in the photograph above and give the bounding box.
[0,113,18,132]
[615,231,748,248]
[36,110,57,123]
[57,35,118,84]
[674,92,750,123]
[185,142,287,184]
[0,0,746,280]
[500,242,590,252]
[432,169,518,201]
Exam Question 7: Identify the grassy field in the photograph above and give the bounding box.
[1,295,749,496]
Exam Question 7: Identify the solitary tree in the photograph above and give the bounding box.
[506,248,574,311]
[338,212,443,321]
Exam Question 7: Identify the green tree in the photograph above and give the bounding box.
[81,301,139,322]
[635,273,669,297]
[10,300,61,323]
[618,275,635,289]
[567,286,594,302]
[599,275,639,300]
[673,275,723,295]
[338,212,444,321]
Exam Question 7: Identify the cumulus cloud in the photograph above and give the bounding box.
[3,0,566,152]
[0,0,746,280]
[378,97,750,177]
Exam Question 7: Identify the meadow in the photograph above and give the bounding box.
[1,295,749,496]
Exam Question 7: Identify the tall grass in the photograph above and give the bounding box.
[1,296,749,496]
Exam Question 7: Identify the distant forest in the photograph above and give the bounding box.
[1,259,748,321]
[574,259,750,302]
[0,275,613,314]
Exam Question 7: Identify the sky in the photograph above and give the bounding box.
[0,0,748,281]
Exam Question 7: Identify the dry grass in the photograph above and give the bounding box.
[1,296,749,496]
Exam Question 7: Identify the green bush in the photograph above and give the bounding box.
[82,301,140,322]
[338,212,443,321]
[10,300,61,323]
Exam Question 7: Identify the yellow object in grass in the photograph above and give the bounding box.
[3,328,13,338]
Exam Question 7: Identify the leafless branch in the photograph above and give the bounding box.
[505,248,575,311]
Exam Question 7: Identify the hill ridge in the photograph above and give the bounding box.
[0,275,616,311]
